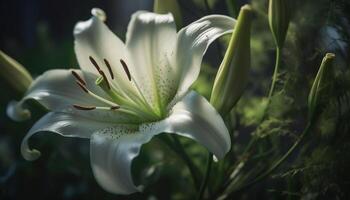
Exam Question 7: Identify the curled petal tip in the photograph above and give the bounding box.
[23,149,41,161]
[7,101,31,122]
[213,155,219,162]
[91,8,107,22]
[325,52,335,59]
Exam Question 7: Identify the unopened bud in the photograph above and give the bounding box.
[268,0,290,48]
[0,50,33,96]
[308,53,335,120]
[210,5,253,116]
[154,0,183,28]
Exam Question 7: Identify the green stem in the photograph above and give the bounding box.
[268,47,282,101]
[225,136,257,182]
[213,136,258,198]
[225,0,239,17]
[226,121,313,197]
[258,46,282,122]
[204,0,211,13]
[197,152,213,200]
[170,135,201,190]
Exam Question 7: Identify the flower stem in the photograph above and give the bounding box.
[213,136,257,197]
[258,46,282,122]
[268,47,282,101]
[204,0,211,14]
[197,152,213,200]
[225,121,313,198]
[169,135,201,190]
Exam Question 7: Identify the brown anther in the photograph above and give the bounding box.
[89,56,101,71]
[99,70,111,90]
[73,104,96,110]
[71,70,86,85]
[76,81,89,93]
[120,59,131,81]
[104,59,114,79]
[110,106,120,110]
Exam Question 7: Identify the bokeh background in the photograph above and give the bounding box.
[1,0,350,199]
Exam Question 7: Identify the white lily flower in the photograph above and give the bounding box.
[8,8,236,194]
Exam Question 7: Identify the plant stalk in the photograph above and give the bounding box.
[197,152,213,200]
[225,121,313,198]
[268,47,282,101]
[170,135,201,190]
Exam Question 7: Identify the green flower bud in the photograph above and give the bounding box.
[210,5,253,116]
[153,0,183,28]
[308,53,335,120]
[268,0,291,48]
[0,50,33,96]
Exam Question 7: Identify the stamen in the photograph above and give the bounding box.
[71,69,120,109]
[76,81,89,93]
[110,106,120,110]
[98,70,111,89]
[104,59,114,79]
[120,59,131,81]
[89,56,101,71]
[79,83,120,107]
[71,71,86,85]
[73,104,96,110]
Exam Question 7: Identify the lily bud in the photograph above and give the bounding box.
[210,5,253,116]
[153,0,183,28]
[0,50,33,96]
[308,53,335,120]
[268,0,290,48]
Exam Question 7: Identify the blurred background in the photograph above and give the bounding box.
[1,0,350,199]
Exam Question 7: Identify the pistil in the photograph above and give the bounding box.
[95,76,126,103]
[71,74,120,108]
[98,70,111,89]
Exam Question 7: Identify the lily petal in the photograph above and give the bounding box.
[21,112,114,161]
[18,90,229,193]
[172,15,236,102]
[90,126,153,194]
[7,69,139,123]
[90,91,230,194]
[165,91,231,159]
[125,11,177,110]
[7,69,102,120]
[74,10,140,101]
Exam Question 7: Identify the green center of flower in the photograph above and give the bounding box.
[70,56,165,122]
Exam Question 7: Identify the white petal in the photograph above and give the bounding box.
[7,100,31,121]
[21,112,114,161]
[7,69,140,123]
[164,91,231,159]
[172,15,236,102]
[89,91,230,194]
[74,10,140,101]
[90,125,157,194]
[125,11,178,110]
[26,69,108,108]
[7,69,103,120]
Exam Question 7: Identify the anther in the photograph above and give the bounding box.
[73,104,96,110]
[110,106,120,110]
[104,59,114,79]
[99,70,111,90]
[120,59,131,81]
[89,56,101,71]
[71,71,86,85]
[76,81,89,93]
